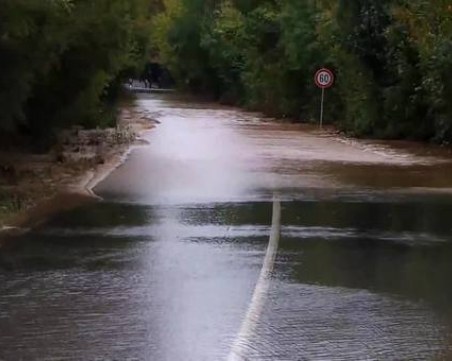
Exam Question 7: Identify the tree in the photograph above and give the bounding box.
[151,0,452,143]
[0,0,154,148]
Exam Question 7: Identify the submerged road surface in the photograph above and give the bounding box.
[2,95,452,360]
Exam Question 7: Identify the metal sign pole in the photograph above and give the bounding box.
[320,87,325,129]
[314,68,334,130]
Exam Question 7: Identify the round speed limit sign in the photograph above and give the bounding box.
[314,68,335,89]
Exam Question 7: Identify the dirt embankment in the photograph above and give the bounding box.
[0,104,156,241]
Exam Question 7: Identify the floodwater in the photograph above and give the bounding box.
[1,94,452,360]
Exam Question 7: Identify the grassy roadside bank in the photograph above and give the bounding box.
[0,102,157,242]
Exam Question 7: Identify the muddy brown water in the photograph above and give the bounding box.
[1,94,452,361]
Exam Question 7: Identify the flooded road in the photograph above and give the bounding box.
[1,95,452,360]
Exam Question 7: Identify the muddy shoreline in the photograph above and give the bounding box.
[0,103,156,244]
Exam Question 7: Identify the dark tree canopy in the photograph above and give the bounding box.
[0,0,154,147]
[2,0,452,145]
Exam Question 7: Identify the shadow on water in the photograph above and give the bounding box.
[0,201,272,273]
[242,198,452,361]
[277,199,452,310]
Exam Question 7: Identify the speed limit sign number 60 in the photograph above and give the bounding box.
[314,68,334,89]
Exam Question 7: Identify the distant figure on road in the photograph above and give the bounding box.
[142,62,163,89]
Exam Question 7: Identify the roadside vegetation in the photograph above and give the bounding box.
[0,0,161,150]
[2,0,451,147]
[0,0,161,225]
[152,0,452,144]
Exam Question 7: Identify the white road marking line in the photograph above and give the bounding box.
[227,195,281,361]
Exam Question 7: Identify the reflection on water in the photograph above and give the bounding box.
[1,198,452,360]
[97,96,452,205]
[0,202,267,361]
[1,95,452,360]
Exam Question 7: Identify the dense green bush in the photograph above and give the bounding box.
[152,0,452,143]
[0,0,154,148]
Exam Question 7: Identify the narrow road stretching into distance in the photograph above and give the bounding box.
[1,94,452,361]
